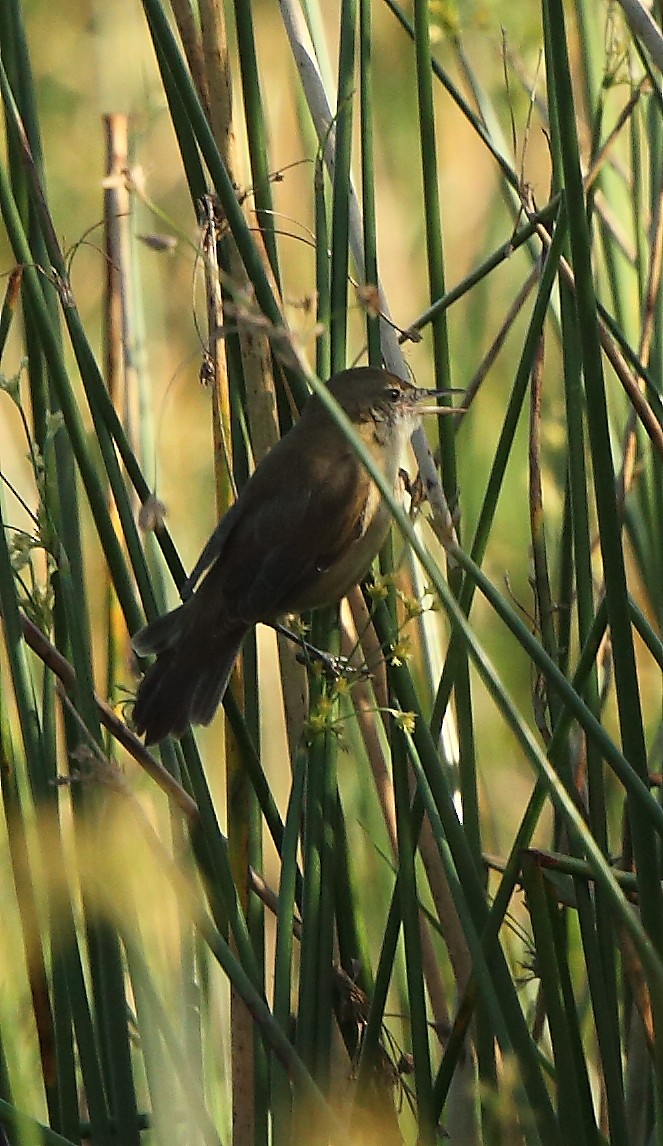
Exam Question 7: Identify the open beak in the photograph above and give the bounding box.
[414,387,466,416]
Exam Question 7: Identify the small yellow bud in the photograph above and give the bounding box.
[390,637,412,666]
[394,710,416,735]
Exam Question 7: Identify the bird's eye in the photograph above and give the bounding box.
[386,387,401,401]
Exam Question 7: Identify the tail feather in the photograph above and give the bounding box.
[131,606,184,657]
[132,608,245,744]
[188,641,243,727]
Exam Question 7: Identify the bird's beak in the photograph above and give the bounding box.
[414,387,466,416]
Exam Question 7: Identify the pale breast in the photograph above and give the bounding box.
[300,487,390,607]
[288,416,412,610]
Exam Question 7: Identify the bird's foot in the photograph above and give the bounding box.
[297,644,369,682]
[399,467,426,514]
[273,623,370,682]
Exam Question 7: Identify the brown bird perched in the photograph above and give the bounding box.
[132,366,454,744]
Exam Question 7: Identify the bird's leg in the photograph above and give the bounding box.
[271,622,369,681]
[399,467,426,515]
[401,464,461,527]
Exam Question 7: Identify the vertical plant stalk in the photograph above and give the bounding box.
[170,0,211,120]
[0,733,57,1113]
[358,0,380,365]
[204,192,257,1143]
[343,594,459,1029]
[521,855,597,1143]
[392,723,435,1143]
[278,0,458,549]
[406,51,481,1110]
[328,0,356,372]
[193,0,280,467]
[283,0,468,1051]
[103,113,136,736]
[543,11,663,1123]
[173,2,279,1137]
[354,0,459,1042]
[528,322,558,684]
[0,67,146,634]
[616,184,663,510]
[185,0,295,733]
[232,2,281,283]
[0,265,21,362]
[613,0,663,71]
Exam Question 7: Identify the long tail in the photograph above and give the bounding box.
[132,607,245,745]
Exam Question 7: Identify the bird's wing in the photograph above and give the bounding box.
[180,427,308,600]
[213,443,375,623]
[180,499,244,599]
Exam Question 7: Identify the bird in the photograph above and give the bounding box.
[131,366,453,744]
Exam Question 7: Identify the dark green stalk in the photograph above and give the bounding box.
[350,874,401,1096]
[528,325,559,676]
[223,690,291,871]
[302,363,663,986]
[181,733,266,991]
[49,885,114,1145]
[0,1099,81,1146]
[193,912,342,1134]
[0,161,142,641]
[542,8,627,1131]
[331,793,373,996]
[631,94,647,306]
[431,199,567,736]
[90,923,141,1146]
[412,0,452,401]
[392,722,434,1142]
[294,764,323,1075]
[543,16,663,1130]
[232,1,281,283]
[295,609,337,1090]
[403,196,561,342]
[314,156,330,382]
[0,267,20,361]
[315,694,337,1089]
[630,594,663,668]
[410,10,495,1094]
[149,19,207,207]
[141,0,310,409]
[122,921,221,1146]
[328,0,356,373]
[555,475,574,680]
[49,944,78,1144]
[644,77,663,640]
[383,0,518,190]
[432,597,610,1104]
[367,603,561,1143]
[358,0,380,365]
[272,748,307,1144]
[521,856,594,1145]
